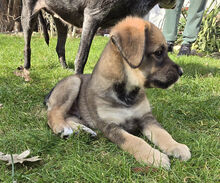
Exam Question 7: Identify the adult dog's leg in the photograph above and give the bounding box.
[54,17,68,69]
[100,123,170,169]
[141,112,191,161]
[47,75,81,137]
[74,10,100,74]
[21,5,38,69]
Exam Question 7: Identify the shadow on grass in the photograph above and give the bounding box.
[178,62,220,78]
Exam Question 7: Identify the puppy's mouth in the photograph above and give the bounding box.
[150,78,178,89]
[145,72,179,89]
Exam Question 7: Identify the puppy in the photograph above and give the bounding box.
[45,17,191,169]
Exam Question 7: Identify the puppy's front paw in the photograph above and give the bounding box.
[166,143,191,161]
[136,148,170,169]
[147,149,170,170]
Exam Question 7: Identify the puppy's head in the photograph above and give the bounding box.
[110,17,183,89]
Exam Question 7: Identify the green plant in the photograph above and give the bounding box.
[192,1,220,53]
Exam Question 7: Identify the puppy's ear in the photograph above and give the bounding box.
[111,26,148,68]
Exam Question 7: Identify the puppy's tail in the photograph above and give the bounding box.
[43,87,54,107]
[38,11,49,46]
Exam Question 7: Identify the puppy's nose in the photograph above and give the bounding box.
[178,67,183,76]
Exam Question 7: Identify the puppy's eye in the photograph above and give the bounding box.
[154,50,163,58]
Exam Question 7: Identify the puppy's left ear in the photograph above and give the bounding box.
[111,26,148,68]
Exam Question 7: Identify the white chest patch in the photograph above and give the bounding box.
[97,98,151,125]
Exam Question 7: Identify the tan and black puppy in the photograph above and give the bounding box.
[45,17,191,169]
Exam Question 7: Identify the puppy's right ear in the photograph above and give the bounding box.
[111,25,148,69]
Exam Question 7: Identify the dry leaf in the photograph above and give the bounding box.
[14,66,32,82]
[0,150,41,165]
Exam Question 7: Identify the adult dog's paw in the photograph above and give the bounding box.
[166,143,191,161]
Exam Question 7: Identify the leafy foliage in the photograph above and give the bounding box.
[192,1,220,53]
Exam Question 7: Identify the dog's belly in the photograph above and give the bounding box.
[45,0,85,27]
[97,99,151,125]
[44,0,138,29]
[53,11,84,28]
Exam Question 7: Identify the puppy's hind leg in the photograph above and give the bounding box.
[46,75,81,138]
[66,116,97,137]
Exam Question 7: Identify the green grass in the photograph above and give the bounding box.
[0,33,219,183]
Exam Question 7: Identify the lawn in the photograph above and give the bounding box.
[0,34,219,183]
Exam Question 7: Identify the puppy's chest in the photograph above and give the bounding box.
[96,98,151,126]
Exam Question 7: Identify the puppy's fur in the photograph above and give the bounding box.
[45,17,190,169]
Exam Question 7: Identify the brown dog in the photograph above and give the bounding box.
[45,17,191,169]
